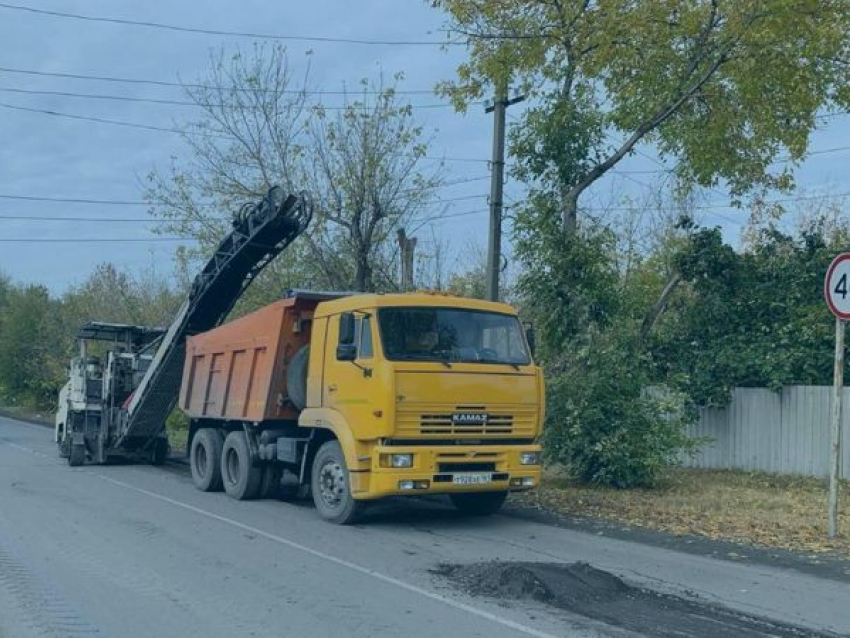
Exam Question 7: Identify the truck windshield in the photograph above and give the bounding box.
[377,307,531,365]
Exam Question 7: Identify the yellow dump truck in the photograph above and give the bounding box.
[180,290,543,523]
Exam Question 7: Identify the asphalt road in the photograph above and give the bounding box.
[1,416,848,638]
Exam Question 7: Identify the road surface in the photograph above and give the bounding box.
[1,416,848,638]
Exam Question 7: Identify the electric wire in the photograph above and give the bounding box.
[0,65,439,95]
[0,2,459,46]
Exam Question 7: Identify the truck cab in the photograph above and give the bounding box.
[303,293,543,521]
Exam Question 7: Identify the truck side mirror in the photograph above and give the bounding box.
[524,322,536,357]
[337,313,357,361]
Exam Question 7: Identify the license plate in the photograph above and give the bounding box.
[452,473,492,485]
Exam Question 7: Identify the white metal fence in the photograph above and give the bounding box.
[685,386,850,478]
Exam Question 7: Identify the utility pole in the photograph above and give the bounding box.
[485,89,524,302]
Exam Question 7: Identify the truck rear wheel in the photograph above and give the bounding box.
[259,466,282,499]
[311,441,364,525]
[221,431,262,500]
[191,428,224,492]
[450,491,507,516]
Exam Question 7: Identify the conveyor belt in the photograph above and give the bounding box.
[113,187,311,452]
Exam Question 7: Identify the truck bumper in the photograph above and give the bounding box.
[349,443,542,500]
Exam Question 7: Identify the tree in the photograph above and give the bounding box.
[308,78,443,292]
[652,221,844,406]
[62,263,182,329]
[0,284,64,407]
[145,44,319,311]
[147,46,443,302]
[432,2,850,486]
[546,326,695,487]
[434,0,850,228]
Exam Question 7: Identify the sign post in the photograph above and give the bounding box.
[823,254,850,538]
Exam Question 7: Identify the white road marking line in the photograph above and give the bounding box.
[3,440,48,458]
[0,437,558,638]
[95,474,558,638]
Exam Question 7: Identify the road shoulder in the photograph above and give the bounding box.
[504,501,850,585]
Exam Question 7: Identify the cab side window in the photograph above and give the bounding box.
[355,316,374,359]
[337,313,373,360]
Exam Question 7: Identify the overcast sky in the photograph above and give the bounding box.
[1,1,849,293]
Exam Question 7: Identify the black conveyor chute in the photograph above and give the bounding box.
[113,187,312,451]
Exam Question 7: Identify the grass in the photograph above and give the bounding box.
[166,424,188,454]
[511,467,850,558]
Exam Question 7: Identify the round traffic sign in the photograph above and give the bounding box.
[825,253,850,319]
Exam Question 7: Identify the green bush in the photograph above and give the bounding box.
[544,331,697,488]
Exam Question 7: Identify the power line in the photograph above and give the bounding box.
[0,86,204,107]
[0,205,494,228]
[7,188,842,225]
[414,208,490,225]
[0,100,494,161]
[5,85,848,176]
[5,65,849,119]
[0,214,154,222]
[0,2,457,46]
[0,100,210,135]
[0,203,489,223]
[0,65,439,95]
[0,85,460,110]
[585,190,850,213]
[0,236,190,243]
[0,193,149,205]
[0,177,492,207]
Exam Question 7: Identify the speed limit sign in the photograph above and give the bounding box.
[825,253,850,320]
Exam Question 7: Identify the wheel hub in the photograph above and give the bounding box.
[318,461,345,508]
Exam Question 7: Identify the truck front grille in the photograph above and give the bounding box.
[421,413,513,435]
[395,403,537,439]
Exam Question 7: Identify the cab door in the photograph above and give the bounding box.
[322,313,379,439]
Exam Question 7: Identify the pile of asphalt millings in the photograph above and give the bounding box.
[433,561,837,638]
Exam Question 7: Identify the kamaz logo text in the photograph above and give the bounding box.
[451,413,488,425]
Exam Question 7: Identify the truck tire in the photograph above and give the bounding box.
[286,345,309,411]
[449,491,507,516]
[311,440,364,524]
[191,428,224,492]
[150,437,170,466]
[259,466,282,499]
[57,426,70,459]
[68,443,86,467]
[221,431,262,500]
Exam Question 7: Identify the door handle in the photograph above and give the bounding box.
[327,384,338,393]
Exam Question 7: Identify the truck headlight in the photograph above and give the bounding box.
[390,453,413,468]
[520,452,540,465]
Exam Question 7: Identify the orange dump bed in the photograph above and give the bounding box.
[179,296,318,423]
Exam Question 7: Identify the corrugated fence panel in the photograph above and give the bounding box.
[684,386,850,478]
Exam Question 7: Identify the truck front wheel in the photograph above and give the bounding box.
[311,441,364,525]
[450,491,507,516]
[68,443,86,467]
[221,431,262,500]
[57,426,70,459]
[191,428,224,492]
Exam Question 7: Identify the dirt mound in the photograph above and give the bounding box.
[435,561,835,638]
[436,561,630,606]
